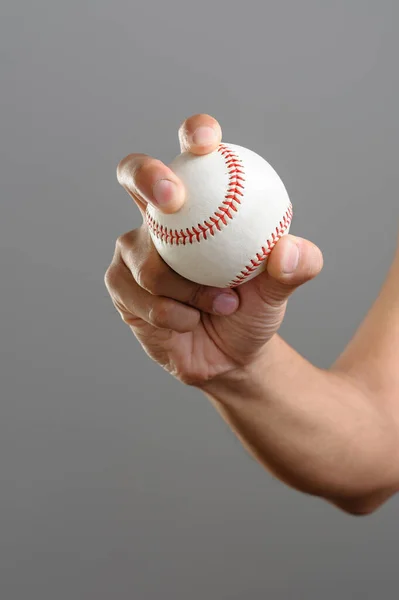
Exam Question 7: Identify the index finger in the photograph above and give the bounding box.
[117,153,186,216]
[116,114,223,217]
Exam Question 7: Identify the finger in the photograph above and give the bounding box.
[267,235,324,286]
[117,228,240,316]
[116,153,185,214]
[252,235,323,307]
[105,260,200,333]
[178,114,222,155]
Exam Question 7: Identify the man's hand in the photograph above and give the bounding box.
[105,114,323,386]
[105,114,399,514]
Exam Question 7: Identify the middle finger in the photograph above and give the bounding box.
[119,228,240,317]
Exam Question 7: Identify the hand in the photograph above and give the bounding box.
[105,114,323,386]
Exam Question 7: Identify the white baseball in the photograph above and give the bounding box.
[146,143,293,288]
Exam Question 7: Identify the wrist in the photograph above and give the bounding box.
[199,334,288,405]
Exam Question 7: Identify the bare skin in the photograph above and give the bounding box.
[105,114,399,515]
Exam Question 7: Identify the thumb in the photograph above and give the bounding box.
[213,235,323,363]
[255,235,323,306]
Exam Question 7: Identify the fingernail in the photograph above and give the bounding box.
[282,238,300,274]
[213,293,239,316]
[152,179,177,206]
[192,126,217,146]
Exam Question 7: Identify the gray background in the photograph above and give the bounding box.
[1,0,399,598]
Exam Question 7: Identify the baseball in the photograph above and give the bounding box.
[146,143,293,288]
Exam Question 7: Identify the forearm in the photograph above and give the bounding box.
[332,248,399,408]
[202,334,399,512]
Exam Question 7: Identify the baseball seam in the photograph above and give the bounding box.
[229,203,293,287]
[146,144,245,245]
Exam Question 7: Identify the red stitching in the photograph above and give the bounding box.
[146,144,245,244]
[229,203,293,287]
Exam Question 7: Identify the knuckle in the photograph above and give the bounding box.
[116,153,141,185]
[146,275,163,296]
[145,268,169,296]
[120,311,140,327]
[133,157,163,184]
[123,245,141,275]
[117,153,158,188]
[187,284,205,308]
[111,296,137,327]
[135,254,162,293]
[148,302,171,329]
[135,261,154,292]
[104,264,119,290]
[116,229,142,264]
[116,154,134,185]
[115,231,133,253]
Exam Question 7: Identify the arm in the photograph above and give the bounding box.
[202,249,399,515]
[105,113,399,515]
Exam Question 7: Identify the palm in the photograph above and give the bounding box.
[131,275,287,384]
